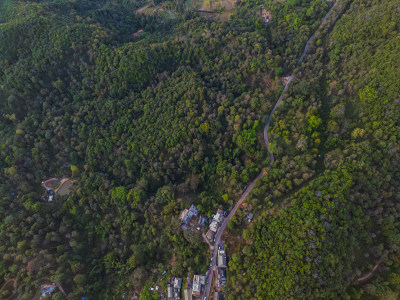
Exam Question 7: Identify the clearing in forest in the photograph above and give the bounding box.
[136,4,177,20]
[199,0,236,11]
[55,178,75,196]
[43,178,59,190]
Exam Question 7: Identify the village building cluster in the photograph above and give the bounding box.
[144,205,232,299]
[179,204,211,233]
[216,243,227,291]
[151,273,209,300]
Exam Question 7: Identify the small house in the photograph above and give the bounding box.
[174,278,182,289]
[218,268,226,283]
[174,277,182,298]
[209,220,219,232]
[41,283,56,297]
[189,204,200,216]
[206,229,215,241]
[184,288,192,300]
[180,209,189,221]
[167,284,173,299]
[247,213,254,222]
[217,250,227,268]
[181,205,200,225]
[192,275,206,298]
[214,209,224,223]
[213,291,221,300]
[198,216,208,227]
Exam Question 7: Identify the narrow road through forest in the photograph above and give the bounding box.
[203,3,337,299]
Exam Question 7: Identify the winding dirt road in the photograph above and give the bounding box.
[0,279,16,299]
[203,3,337,299]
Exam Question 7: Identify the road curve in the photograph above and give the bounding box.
[203,4,336,299]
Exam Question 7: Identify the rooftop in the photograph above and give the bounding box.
[198,216,208,227]
[206,229,215,241]
[218,250,227,268]
[181,205,200,224]
[167,284,173,298]
[41,283,55,297]
[184,288,192,300]
[209,220,219,232]
[213,209,224,223]
[192,275,205,296]
[174,278,182,289]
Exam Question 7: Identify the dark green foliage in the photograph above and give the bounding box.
[1,0,398,299]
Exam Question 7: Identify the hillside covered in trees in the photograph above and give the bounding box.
[226,0,400,299]
[0,0,399,299]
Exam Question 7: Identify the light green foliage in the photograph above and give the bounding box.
[237,129,257,155]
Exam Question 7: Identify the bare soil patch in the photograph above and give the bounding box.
[357,261,382,284]
[43,178,59,190]
[170,255,177,267]
[135,5,149,14]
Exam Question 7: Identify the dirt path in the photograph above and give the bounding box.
[136,5,148,14]
[56,281,67,296]
[43,178,59,190]
[202,232,214,253]
[357,261,382,284]
[0,279,17,298]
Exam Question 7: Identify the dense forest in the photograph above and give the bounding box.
[0,0,399,299]
[226,0,400,299]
